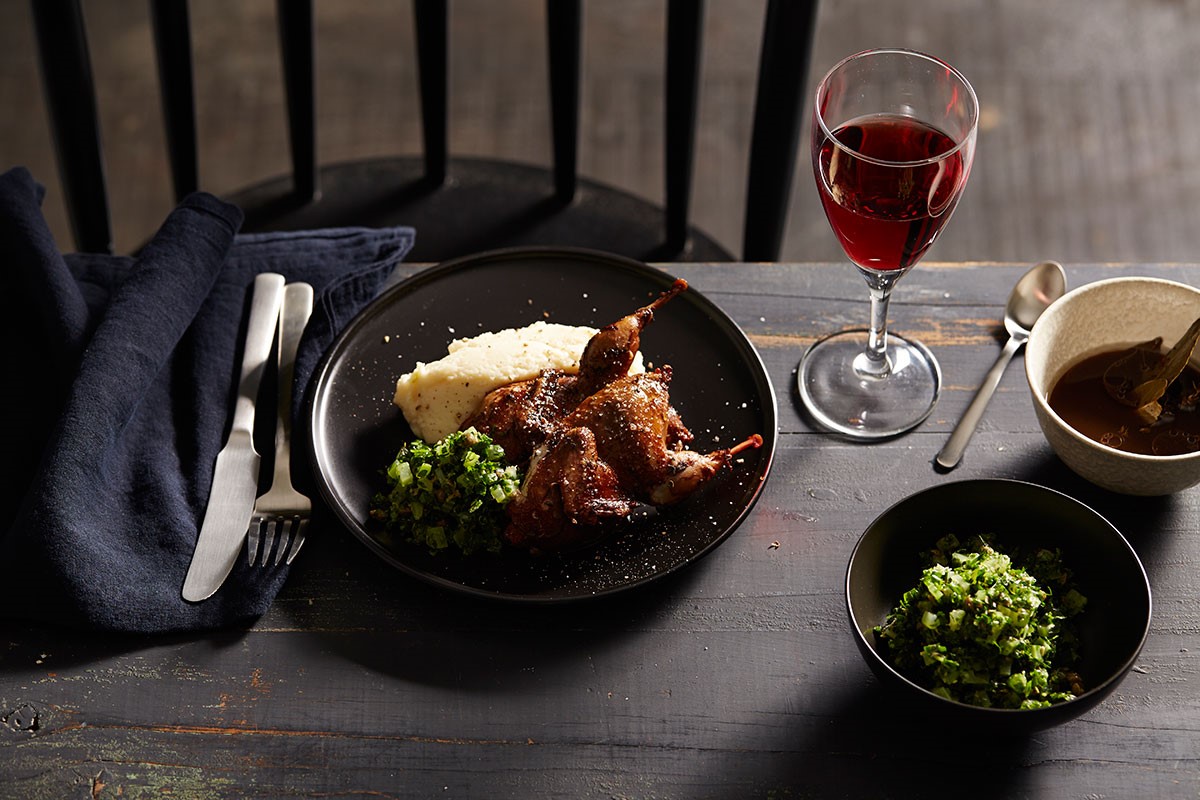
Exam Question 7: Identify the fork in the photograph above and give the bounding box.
[248,281,315,567]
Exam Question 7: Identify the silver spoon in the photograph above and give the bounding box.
[935,260,1067,469]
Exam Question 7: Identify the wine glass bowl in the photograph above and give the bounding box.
[816,116,970,272]
[799,49,978,439]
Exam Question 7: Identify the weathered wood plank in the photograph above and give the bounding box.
[3,262,1200,798]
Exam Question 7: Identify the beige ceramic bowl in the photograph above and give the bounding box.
[1025,276,1200,495]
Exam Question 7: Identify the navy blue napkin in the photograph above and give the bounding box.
[0,167,414,633]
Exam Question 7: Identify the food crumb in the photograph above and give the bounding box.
[768,541,780,550]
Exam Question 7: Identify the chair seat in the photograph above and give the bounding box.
[227,156,735,264]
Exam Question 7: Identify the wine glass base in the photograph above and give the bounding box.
[797,329,942,440]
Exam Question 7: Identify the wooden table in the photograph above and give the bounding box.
[3,262,1198,799]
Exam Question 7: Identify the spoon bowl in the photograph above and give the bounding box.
[1008,262,1068,338]
[935,261,1066,469]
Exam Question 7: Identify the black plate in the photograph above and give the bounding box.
[307,246,778,601]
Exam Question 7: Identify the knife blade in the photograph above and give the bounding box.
[182,272,286,602]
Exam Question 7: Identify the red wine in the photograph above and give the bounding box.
[816,114,968,271]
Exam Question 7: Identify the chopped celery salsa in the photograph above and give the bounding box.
[874,534,1088,710]
[370,427,522,555]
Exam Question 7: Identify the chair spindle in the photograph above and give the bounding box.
[30,0,112,253]
[665,0,703,256]
[149,0,199,202]
[546,0,581,203]
[742,0,818,262]
[277,0,318,201]
[413,0,448,186]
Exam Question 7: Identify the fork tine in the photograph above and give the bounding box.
[260,519,277,567]
[285,518,308,564]
[273,519,293,566]
[247,518,262,565]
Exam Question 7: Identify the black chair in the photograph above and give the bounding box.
[31,0,818,262]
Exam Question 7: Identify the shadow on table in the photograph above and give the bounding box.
[0,506,715,685]
[1012,451,1178,578]
[0,622,249,675]
[669,449,1169,798]
[268,515,710,688]
[691,679,1038,799]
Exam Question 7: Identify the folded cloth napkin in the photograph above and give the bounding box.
[0,167,414,634]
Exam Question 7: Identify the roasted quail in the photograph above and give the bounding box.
[503,426,638,552]
[465,279,689,463]
[465,279,762,553]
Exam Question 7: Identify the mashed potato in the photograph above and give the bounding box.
[394,321,644,443]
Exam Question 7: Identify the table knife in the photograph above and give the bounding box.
[182,272,286,602]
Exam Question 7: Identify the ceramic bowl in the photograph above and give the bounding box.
[846,479,1151,733]
[1025,276,1200,495]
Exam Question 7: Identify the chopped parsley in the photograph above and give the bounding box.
[370,427,522,555]
[875,534,1087,710]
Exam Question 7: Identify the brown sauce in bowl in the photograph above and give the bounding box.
[1048,350,1200,456]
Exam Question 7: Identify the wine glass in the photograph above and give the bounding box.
[798,49,978,439]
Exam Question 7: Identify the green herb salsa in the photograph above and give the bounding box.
[874,534,1088,710]
[370,427,522,555]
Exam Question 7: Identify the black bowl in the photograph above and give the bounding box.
[846,479,1151,733]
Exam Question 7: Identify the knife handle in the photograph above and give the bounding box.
[230,273,286,438]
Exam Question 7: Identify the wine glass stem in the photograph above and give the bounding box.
[855,269,902,380]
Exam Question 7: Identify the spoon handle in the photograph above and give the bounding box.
[935,334,1025,469]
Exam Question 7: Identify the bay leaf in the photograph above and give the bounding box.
[1104,317,1200,424]
[1148,316,1200,391]
[1103,337,1162,406]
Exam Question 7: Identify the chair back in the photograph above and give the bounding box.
[31,0,817,260]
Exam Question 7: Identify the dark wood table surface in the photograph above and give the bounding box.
[4,261,1199,799]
